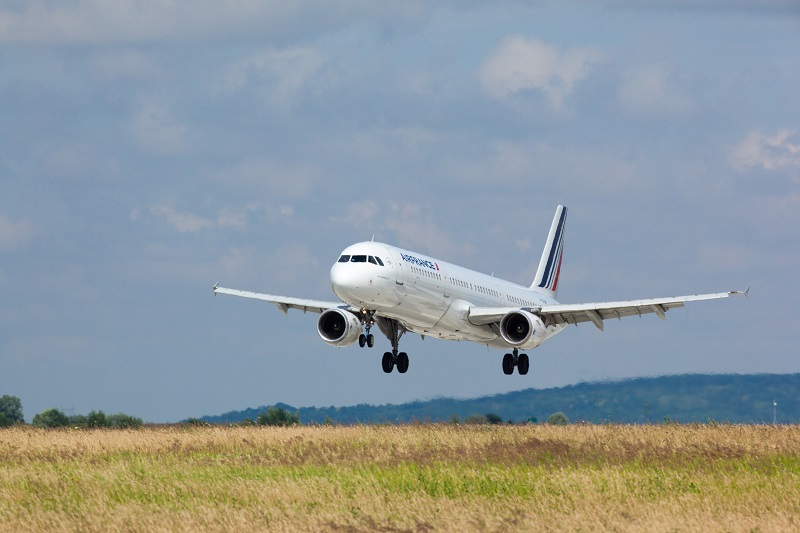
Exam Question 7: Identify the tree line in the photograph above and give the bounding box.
[0,395,142,429]
[199,374,800,425]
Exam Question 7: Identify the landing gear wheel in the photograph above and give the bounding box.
[502,353,514,375]
[377,318,409,375]
[396,352,409,373]
[382,352,394,373]
[361,311,376,349]
[517,353,529,375]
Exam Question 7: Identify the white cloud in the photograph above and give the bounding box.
[479,36,604,109]
[131,97,187,155]
[449,138,639,193]
[326,127,443,166]
[0,1,425,44]
[0,1,321,44]
[215,157,319,199]
[332,201,380,227]
[142,202,292,234]
[90,50,161,80]
[221,47,333,106]
[731,129,800,173]
[332,201,462,258]
[0,214,36,251]
[148,204,213,233]
[382,203,461,258]
[617,64,691,116]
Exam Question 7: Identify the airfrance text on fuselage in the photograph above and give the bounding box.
[400,253,439,271]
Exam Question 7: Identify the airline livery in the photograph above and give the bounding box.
[213,206,747,375]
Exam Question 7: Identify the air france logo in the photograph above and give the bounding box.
[400,253,439,271]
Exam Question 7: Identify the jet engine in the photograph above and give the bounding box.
[317,308,362,347]
[499,310,547,349]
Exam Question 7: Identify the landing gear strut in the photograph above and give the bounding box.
[502,348,529,375]
[381,318,408,374]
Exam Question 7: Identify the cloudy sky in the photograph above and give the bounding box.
[2,1,798,422]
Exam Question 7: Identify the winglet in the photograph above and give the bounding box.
[730,286,750,298]
[213,281,220,296]
[741,285,750,298]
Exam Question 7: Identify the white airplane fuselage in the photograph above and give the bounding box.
[330,241,565,349]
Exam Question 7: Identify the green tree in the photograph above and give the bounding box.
[32,408,70,428]
[107,413,143,429]
[546,412,569,425]
[256,406,300,426]
[485,413,503,425]
[0,395,24,426]
[87,410,109,428]
[464,414,488,425]
[69,414,88,427]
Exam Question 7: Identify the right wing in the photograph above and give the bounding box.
[213,283,353,315]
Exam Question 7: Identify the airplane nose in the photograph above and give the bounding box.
[330,263,360,300]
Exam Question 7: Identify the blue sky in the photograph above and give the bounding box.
[2,1,798,422]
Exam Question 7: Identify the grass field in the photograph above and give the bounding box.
[1,424,799,532]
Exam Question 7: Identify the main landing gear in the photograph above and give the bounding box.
[356,312,409,374]
[381,318,408,374]
[502,348,529,375]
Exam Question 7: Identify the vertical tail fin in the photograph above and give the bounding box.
[531,205,567,299]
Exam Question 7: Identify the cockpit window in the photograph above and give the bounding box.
[341,254,384,266]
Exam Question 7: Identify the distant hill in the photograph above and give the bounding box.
[197,373,800,425]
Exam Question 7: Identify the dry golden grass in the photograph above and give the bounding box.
[1,424,799,532]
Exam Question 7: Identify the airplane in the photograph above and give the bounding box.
[213,205,747,375]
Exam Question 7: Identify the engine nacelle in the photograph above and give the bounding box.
[317,308,362,347]
[499,310,547,350]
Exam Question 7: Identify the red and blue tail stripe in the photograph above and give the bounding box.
[532,205,567,297]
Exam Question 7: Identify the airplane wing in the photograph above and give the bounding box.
[538,290,748,331]
[213,284,353,315]
[469,289,748,331]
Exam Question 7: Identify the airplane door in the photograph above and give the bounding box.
[386,248,406,303]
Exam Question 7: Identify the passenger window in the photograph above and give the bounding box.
[351,255,367,263]
[338,255,350,263]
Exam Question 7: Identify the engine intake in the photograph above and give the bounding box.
[317,308,362,347]
[499,310,546,349]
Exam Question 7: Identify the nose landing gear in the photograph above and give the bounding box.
[358,310,376,348]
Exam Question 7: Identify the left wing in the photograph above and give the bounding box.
[538,290,748,331]
[213,283,353,315]
[468,289,748,331]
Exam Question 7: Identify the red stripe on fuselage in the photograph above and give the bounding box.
[551,247,563,291]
